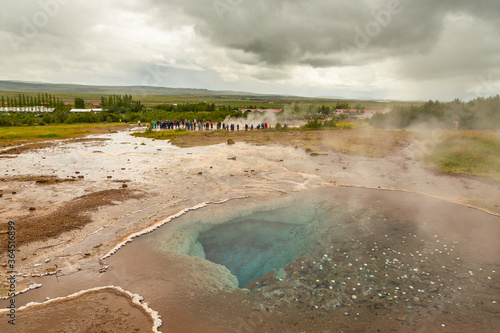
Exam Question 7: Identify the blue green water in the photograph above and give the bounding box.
[198,218,311,287]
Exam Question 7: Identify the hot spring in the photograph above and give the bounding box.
[104,187,500,332]
[138,193,331,288]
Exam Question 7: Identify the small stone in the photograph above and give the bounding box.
[122,183,128,188]
[227,157,237,161]
[12,191,17,194]
[75,171,80,174]
[77,175,84,179]
[29,207,36,211]
[1,263,7,268]
[107,176,112,179]
[227,139,235,145]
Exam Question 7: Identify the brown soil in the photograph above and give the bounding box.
[0,138,112,155]
[0,188,144,253]
[140,128,412,158]
[0,175,78,184]
[0,289,156,333]
[0,142,54,155]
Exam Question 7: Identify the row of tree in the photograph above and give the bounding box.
[100,95,143,113]
[0,93,67,110]
[154,102,217,112]
[371,96,500,130]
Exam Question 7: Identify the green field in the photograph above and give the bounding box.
[0,123,127,148]
[0,80,423,109]
[423,131,500,180]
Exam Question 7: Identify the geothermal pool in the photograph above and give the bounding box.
[197,219,311,288]
[104,187,500,331]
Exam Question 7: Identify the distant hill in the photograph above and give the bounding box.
[0,80,273,97]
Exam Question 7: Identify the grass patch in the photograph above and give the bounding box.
[37,133,60,138]
[423,131,500,180]
[0,123,128,149]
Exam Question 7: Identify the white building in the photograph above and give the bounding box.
[70,108,105,113]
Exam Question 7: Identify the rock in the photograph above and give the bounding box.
[122,183,128,188]
[1,263,7,268]
[198,172,203,175]
[29,207,36,211]
[227,139,235,145]
[107,176,112,179]
[12,191,17,194]
[77,175,84,179]
[75,171,80,174]
[98,266,109,273]
[227,157,237,161]
[245,271,275,290]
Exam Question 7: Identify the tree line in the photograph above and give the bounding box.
[370,96,500,130]
[154,102,216,112]
[0,93,67,111]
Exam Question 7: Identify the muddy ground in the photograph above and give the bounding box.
[0,126,499,332]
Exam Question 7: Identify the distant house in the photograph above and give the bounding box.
[70,108,104,113]
[0,106,55,113]
[241,108,283,113]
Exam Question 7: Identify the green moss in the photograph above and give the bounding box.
[424,131,500,180]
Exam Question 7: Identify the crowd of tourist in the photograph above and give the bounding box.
[149,119,285,131]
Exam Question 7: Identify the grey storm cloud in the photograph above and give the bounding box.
[145,0,500,70]
[1,0,499,100]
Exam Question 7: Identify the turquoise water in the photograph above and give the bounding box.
[198,218,311,287]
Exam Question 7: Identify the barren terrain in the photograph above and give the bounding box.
[0,126,499,332]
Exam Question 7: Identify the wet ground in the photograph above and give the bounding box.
[0,128,499,332]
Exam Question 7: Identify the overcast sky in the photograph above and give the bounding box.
[1,0,499,101]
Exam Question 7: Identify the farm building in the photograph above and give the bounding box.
[0,106,55,113]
